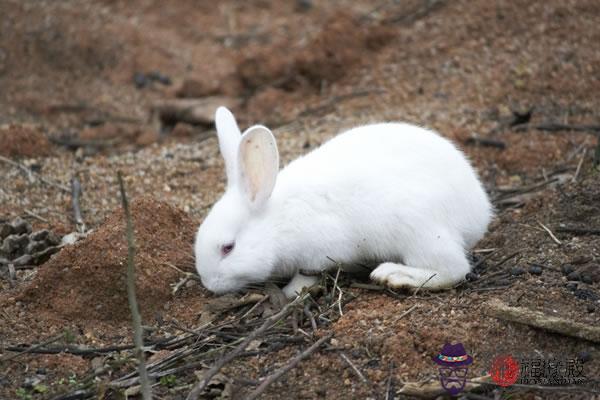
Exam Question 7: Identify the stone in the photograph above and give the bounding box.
[10,217,32,235]
[30,229,49,242]
[1,233,29,255]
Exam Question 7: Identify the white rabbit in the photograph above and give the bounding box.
[195,107,492,298]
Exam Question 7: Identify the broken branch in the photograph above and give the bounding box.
[71,176,86,233]
[485,299,600,343]
[0,333,64,362]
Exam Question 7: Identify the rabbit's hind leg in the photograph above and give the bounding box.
[370,240,470,289]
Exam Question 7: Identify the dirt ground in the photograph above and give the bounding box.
[1,0,599,399]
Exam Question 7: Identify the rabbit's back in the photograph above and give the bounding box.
[272,123,491,261]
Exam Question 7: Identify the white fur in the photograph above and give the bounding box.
[195,107,493,296]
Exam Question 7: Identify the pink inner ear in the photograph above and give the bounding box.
[239,129,277,207]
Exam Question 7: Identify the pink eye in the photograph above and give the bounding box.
[221,242,235,257]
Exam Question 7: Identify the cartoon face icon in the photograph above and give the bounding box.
[433,343,473,395]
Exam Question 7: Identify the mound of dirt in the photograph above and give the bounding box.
[0,124,52,158]
[237,12,394,92]
[17,197,197,322]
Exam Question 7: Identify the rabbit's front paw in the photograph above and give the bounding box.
[282,272,319,298]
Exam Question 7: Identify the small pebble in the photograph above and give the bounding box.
[147,71,172,85]
[133,72,148,88]
[565,282,578,291]
[12,254,32,266]
[36,368,47,375]
[496,278,511,286]
[185,279,196,288]
[578,350,592,363]
[561,264,574,275]
[1,233,30,255]
[465,272,479,281]
[46,231,61,246]
[22,376,41,389]
[365,358,380,368]
[29,163,42,172]
[510,266,525,276]
[586,304,595,313]
[0,224,12,240]
[31,246,60,265]
[26,240,47,254]
[581,274,593,284]
[574,289,600,301]
[30,229,49,242]
[528,265,543,275]
[10,217,32,235]
[295,0,313,12]
[567,271,581,281]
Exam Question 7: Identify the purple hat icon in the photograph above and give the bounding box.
[433,343,473,367]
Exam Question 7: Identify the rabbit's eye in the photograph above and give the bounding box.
[221,242,235,257]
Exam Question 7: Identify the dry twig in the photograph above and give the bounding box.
[465,136,506,149]
[24,209,49,223]
[0,333,64,362]
[515,122,600,133]
[118,172,152,400]
[537,221,562,245]
[186,294,308,400]
[0,155,70,192]
[339,352,368,384]
[556,226,600,236]
[71,176,86,233]
[383,0,446,25]
[466,377,600,394]
[412,273,436,297]
[399,375,490,397]
[246,333,333,400]
[390,304,419,324]
[572,148,587,182]
[384,361,395,400]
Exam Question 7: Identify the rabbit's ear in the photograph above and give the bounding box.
[237,125,279,210]
[215,107,242,186]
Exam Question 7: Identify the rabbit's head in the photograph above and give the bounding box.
[194,107,280,294]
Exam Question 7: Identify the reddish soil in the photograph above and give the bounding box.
[15,197,197,322]
[0,0,599,399]
[0,125,52,158]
